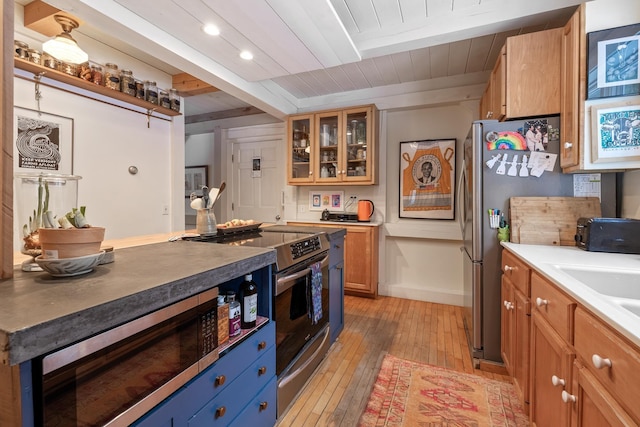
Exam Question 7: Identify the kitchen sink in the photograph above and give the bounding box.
[554,266,640,300]
[619,301,640,317]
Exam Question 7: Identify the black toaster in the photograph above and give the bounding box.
[575,217,640,254]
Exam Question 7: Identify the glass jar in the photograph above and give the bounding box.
[90,65,103,85]
[120,69,136,96]
[26,48,41,65]
[145,81,158,104]
[135,80,145,99]
[14,40,29,59]
[78,62,92,81]
[169,88,181,112]
[159,89,171,109]
[104,63,120,90]
[58,61,78,76]
[41,53,59,70]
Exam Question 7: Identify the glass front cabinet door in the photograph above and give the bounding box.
[287,105,377,185]
[287,115,314,184]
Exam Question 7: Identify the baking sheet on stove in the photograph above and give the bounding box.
[216,223,263,235]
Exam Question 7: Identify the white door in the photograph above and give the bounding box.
[231,138,283,223]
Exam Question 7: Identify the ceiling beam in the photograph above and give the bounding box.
[23,0,84,37]
[172,73,219,97]
[185,106,264,124]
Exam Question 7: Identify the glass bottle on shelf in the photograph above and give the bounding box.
[289,116,312,182]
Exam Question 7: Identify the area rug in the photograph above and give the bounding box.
[358,354,528,426]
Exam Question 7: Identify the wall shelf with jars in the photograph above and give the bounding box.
[287,105,377,186]
[14,57,181,117]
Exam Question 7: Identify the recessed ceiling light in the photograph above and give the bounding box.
[240,50,253,60]
[203,24,220,36]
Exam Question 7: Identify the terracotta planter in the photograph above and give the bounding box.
[38,227,105,259]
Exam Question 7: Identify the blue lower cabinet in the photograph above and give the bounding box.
[131,389,185,427]
[230,377,277,427]
[188,345,276,426]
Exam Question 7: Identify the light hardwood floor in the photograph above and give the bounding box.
[276,295,511,426]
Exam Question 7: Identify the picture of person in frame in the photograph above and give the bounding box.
[417,160,437,184]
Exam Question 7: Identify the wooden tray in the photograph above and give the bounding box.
[216,223,262,236]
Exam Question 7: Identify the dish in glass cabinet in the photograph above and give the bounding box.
[35,251,105,277]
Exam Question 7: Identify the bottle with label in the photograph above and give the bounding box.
[217,295,229,345]
[227,291,241,337]
[240,274,258,328]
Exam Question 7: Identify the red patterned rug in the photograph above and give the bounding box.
[359,354,528,426]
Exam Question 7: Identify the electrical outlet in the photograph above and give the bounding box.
[298,205,305,213]
[162,205,169,215]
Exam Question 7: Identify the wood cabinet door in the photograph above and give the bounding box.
[490,46,505,121]
[560,7,582,169]
[287,114,314,184]
[513,286,530,410]
[530,312,573,427]
[501,276,514,375]
[344,226,378,297]
[505,29,562,119]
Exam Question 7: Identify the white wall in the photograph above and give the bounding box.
[13,7,184,251]
[185,133,216,224]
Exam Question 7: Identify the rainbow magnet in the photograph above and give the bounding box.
[485,131,527,151]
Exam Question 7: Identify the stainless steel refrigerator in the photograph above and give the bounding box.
[457,117,616,363]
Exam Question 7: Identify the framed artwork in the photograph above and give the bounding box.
[185,165,208,197]
[591,99,640,163]
[309,190,344,211]
[587,23,640,100]
[14,107,74,174]
[399,139,456,219]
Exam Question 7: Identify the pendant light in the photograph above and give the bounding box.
[42,15,89,64]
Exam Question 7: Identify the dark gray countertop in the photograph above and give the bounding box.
[265,224,346,240]
[0,240,276,365]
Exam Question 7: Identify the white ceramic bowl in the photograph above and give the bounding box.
[35,251,105,277]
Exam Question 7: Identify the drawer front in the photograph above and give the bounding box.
[230,377,277,427]
[502,249,530,295]
[189,322,275,407]
[188,345,276,427]
[574,307,640,423]
[530,272,575,342]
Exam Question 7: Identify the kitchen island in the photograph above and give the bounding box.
[1,237,277,426]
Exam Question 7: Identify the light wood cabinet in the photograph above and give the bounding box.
[287,105,377,186]
[500,250,531,412]
[288,222,379,298]
[480,29,562,120]
[560,6,583,170]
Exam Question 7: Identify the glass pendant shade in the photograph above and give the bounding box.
[42,15,89,64]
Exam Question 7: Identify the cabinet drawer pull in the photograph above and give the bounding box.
[503,300,514,310]
[551,375,565,387]
[564,141,573,149]
[258,366,267,375]
[592,354,612,369]
[504,265,515,272]
[536,297,548,307]
[215,375,226,387]
[258,341,267,350]
[215,406,227,418]
[561,390,576,403]
[259,401,268,411]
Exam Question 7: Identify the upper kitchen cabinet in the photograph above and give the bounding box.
[287,105,378,186]
[480,29,562,120]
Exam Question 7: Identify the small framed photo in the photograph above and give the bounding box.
[591,98,640,163]
[308,190,344,211]
[14,107,74,174]
[587,23,640,100]
[185,165,208,197]
[399,138,456,219]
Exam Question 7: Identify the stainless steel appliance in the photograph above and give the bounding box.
[34,288,221,426]
[206,226,331,417]
[576,217,640,254]
[457,118,618,364]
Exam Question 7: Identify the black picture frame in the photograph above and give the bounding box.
[184,165,208,198]
[399,139,456,220]
[587,23,640,100]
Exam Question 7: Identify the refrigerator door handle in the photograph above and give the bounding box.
[457,158,466,236]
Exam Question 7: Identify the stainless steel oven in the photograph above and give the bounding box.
[32,288,220,426]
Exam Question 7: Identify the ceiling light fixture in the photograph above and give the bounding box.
[240,50,253,60]
[42,15,89,64]
[203,24,220,36]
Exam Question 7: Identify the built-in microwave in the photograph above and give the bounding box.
[32,288,220,426]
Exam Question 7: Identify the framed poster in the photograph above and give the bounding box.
[587,23,640,100]
[400,139,456,219]
[14,107,74,174]
[185,165,208,197]
[309,190,344,211]
[591,99,640,163]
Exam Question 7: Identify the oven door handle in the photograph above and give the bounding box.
[275,254,329,296]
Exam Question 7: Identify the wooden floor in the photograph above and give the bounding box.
[276,295,511,426]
